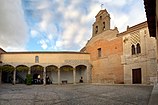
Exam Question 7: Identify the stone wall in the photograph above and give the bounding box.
[121,23,157,84]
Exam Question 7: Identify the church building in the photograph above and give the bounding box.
[0,9,157,85]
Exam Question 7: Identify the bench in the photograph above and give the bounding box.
[62,80,67,84]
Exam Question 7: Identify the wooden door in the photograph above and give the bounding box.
[132,68,141,84]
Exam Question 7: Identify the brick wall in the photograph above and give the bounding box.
[86,37,124,84]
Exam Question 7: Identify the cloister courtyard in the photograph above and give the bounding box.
[0,84,153,105]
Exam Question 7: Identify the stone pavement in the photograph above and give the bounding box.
[0,84,153,105]
[148,84,158,105]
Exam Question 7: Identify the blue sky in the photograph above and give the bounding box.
[0,0,146,51]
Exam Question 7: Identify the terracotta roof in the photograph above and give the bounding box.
[117,21,148,36]
[0,48,6,53]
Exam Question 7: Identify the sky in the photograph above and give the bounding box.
[0,0,146,52]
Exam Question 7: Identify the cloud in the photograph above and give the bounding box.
[101,0,146,32]
[30,30,38,38]
[13,0,146,51]
[39,39,48,50]
[0,0,28,51]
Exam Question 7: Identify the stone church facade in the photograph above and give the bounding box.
[81,10,124,84]
[82,9,157,85]
[0,9,157,85]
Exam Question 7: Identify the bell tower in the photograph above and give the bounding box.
[92,9,111,37]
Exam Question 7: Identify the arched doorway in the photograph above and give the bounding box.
[1,65,14,83]
[76,65,87,83]
[16,65,29,84]
[46,65,58,84]
[31,65,43,84]
[60,65,73,83]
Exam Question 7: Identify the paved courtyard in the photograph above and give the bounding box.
[0,84,153,105]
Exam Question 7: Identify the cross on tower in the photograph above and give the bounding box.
[101,4,104,10]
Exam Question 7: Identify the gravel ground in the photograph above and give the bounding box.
[0,84,153,105]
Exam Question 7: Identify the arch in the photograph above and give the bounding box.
[2,64,14,71]
[16,65,29,71]
[35,56,39,63]
[95,26,98,34]
[75,65,87,69]
[98,48,102,57]
[100,16,102,19]
[16,65,29,84]
[75,65,87,83]
[30,65,44,84]
[136,43,141,54]
[60,65,73,71]
[46,65,58,84]
[30,65,44,71]
[131,45,135,55]
[1,64,14,83]
[46,65,58,72]
[103,22,105,30]
[60,65,73,83]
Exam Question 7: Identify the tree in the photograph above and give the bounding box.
[16,65,29,72]
[26,74,32,85]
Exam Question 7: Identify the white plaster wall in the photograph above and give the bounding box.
[76,69,87,83]
[47,71,58,84]
[60,71,73,83]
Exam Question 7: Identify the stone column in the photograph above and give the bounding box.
[43,67,46,85]
[0,71,2,85]
[86,66,89,83]
[73,68,76,84]
[86,65,91,83]
[58,68,60,85]
[28,68,31,74]
[13,69,16,85]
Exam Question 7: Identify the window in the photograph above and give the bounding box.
[103,22,105,30]
[100,16,102,20]
[144,30,147,34]
[35,56,39,63]
[131,43,141,55]
[136,43,141,54]
[131,45,135,55]
[98,48,102,57]
[95,26,98,34]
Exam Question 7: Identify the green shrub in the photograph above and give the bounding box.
[26,74,32,85]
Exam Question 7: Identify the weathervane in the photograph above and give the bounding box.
[101,4,104,10]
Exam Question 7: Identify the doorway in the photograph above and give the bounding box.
[2,71,13,83]
[132,68,142,84]
[33,73,43,84]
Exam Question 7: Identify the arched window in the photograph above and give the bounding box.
[103,22,105,30]
[95,26,98,34]
[98,48,102,57]
[131,45,135,55]
[100,16,102,20]
[136,43,141,54]
[35,56,39,63]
